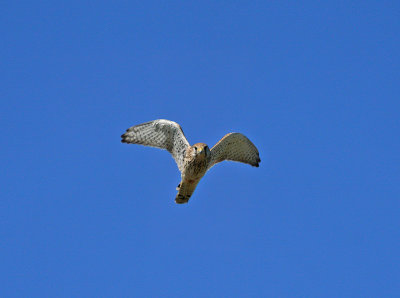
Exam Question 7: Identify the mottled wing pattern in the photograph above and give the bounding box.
[208,133,261,169]
[121,119,190,172]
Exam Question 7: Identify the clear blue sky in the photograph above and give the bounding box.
[1,1,399,296]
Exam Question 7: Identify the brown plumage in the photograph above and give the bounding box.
[121,120,260,204]
[175,143,210,203]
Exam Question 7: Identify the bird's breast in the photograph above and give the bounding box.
[183,157,209,179]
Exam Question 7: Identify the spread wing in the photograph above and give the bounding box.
[121,119,190,172]
[208,133,261,169]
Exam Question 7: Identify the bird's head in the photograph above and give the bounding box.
[192,143,210,159]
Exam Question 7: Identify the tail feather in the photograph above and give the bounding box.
[175,180,199,204]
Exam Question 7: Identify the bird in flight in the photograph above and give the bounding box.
[121,119,260,204]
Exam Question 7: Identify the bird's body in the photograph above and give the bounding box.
[176,143,211,203]
[121,119,260,204]
[182,143,210,179]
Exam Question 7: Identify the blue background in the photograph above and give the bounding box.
[1,1,399,296]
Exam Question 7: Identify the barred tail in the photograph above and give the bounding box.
[175,180,200,204]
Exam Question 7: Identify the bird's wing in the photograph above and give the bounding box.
[208,133,261,170]
[121,119,190,172]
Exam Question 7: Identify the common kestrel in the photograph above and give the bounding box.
[121,119,260,204]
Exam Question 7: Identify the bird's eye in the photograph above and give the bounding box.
[194,147,197,151]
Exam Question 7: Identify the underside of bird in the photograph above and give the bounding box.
[121,119,261,205]
[175,179,200,204]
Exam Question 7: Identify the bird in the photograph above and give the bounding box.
[121,119,260,204]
